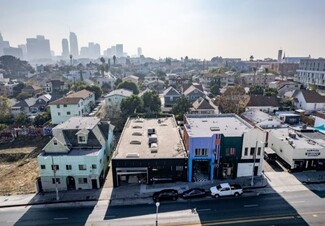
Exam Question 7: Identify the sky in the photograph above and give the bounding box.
[0,0,325,60]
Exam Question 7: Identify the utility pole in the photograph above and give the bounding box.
[51,156,60,201]
[251,140,258,186]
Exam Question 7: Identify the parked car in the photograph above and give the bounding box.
[181,188,206,199]
[210,183,243,198]
[152,189,178,202]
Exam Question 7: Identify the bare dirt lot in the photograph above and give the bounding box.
[0,136,51,195]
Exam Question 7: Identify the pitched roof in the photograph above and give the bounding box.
[163,86,180,96]
[298,90,325,103]
[183,85,204,96]
[247,95,279,107]
[182,83,203,93]
[192,97,215,110]
[105,88,133,97]
[49,89,93,105]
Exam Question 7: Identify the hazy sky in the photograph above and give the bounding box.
[1,0,325,60]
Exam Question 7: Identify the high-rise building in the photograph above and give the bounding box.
[18,44,27,59]
[26,35,51,60]
[116,44,123,58]
[296,58,325,88]
[111,46,116,57]
[61,38,69,59]
[3,47,23,59]
[0,32,10,56]
[69,32,79,58]
[137,47,142,57]
[277,49,283,63]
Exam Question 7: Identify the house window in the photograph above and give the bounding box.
[51,165,59,171]
[226,148,236,156]
[91,164,97,169]
[53,140,57,145]
[79,164,87,170]
[66,165,72,170]
[52,178,60,184]
[57,105,60,108]
[67,111,71,115]
[250,147,255,155]
[78,178,88,184]
[194,148,208,156]
[78,136,86,143]
[63,104,67,107]
[58,112,61,116]
[257,147,261,156]
[40,165,46,169]
[244,148,248,156]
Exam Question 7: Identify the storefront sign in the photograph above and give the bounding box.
[306,149,320,157]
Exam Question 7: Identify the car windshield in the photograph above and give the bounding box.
[216,185,222,190]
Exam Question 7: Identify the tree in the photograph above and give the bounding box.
[120,95,143,117]
[172,96,192,119]
[71,82,103,99]
[117,81,139,95]
[142,91,161,113]
[0,55,33,77]
[0,97,12,123]
[100,57,106,76]
[13,82,25,97]
[16,92,30,101]
[14,112,29,125]
[249,85,264,95]
[101,83,111,93]
[210,78,221,96]
[264,88,278,96]
[216,86,247,114]
[114,78,122,88]
[113,55,116,65]
[33,111,51,126]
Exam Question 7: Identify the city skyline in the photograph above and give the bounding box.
[0,0,325,60]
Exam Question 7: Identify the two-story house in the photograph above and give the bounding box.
[37,117,114,191]
[183,85,205,103]
[293,90,325,112]
[49,89,95,125]
[162,86,181,107]
[245,95,280,113]
[104,89,133,118]
[44,80,67,93]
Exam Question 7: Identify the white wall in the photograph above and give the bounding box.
[237,162,261,177]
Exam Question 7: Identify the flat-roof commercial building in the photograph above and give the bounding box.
[268,127,325,171]
[111,116,187,187]
[183,114,266,182]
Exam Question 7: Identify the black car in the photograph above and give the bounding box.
[152,189,178,202]
[181,188,206,199]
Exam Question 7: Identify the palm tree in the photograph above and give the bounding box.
[100,57,106,76]
[69,54,73,66]
[113,55,116,65]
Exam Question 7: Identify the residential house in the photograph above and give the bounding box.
[241,109,283,129]
[162,86,181,107]
[37,117,114,191]
[183,85,205,102]
[269,81,301,97]
[49,89,95,125]
[293,90,325,112]
[11,94,51,116]
[0,78,18,97]
[240,73,276,87]
[104,89,133,118]
[246,95,279,113]
[44,80,67,94]
[122,75,139,85]
[21,85,43,97]
[190,97,219,114]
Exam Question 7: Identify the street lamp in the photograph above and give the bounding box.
[155,202,160,226]
[251,140,265,186]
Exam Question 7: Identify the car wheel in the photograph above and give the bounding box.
[234,192,239,197]
[215,194,219,198]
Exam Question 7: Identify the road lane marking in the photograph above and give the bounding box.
[54,217,68,220]
[202,215,296,225]
[244,204,258,208]
[197,208,211,212]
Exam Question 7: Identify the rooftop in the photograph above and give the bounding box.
[55,116,100,130]
[185,114,252,137]
[268,127,325,149]
[114,116,186,159]
[41,147,101,157]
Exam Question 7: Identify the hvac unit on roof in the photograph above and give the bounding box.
[210,127,220,131]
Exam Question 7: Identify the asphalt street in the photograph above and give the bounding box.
[1,191,324,226]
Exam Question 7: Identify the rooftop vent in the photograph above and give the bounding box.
[132,132,143,136]
[210,127,220,131]
[150,149,158,153]
[130,140,141,145]
[126,153,140,158]
[132,125,142,129]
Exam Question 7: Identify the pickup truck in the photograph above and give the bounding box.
[210,183,243,198]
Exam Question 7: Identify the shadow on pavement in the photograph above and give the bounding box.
[291,171,325,198]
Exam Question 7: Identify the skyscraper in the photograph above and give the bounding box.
[277,49,283,63]
[137,47,142,57]
[69,32,79,58]
[116,44,123,58]
[26,35,51,60]
[0,32,10,56]
[61,38,69,59]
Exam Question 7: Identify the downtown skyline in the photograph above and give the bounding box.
[1,0,325,60]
